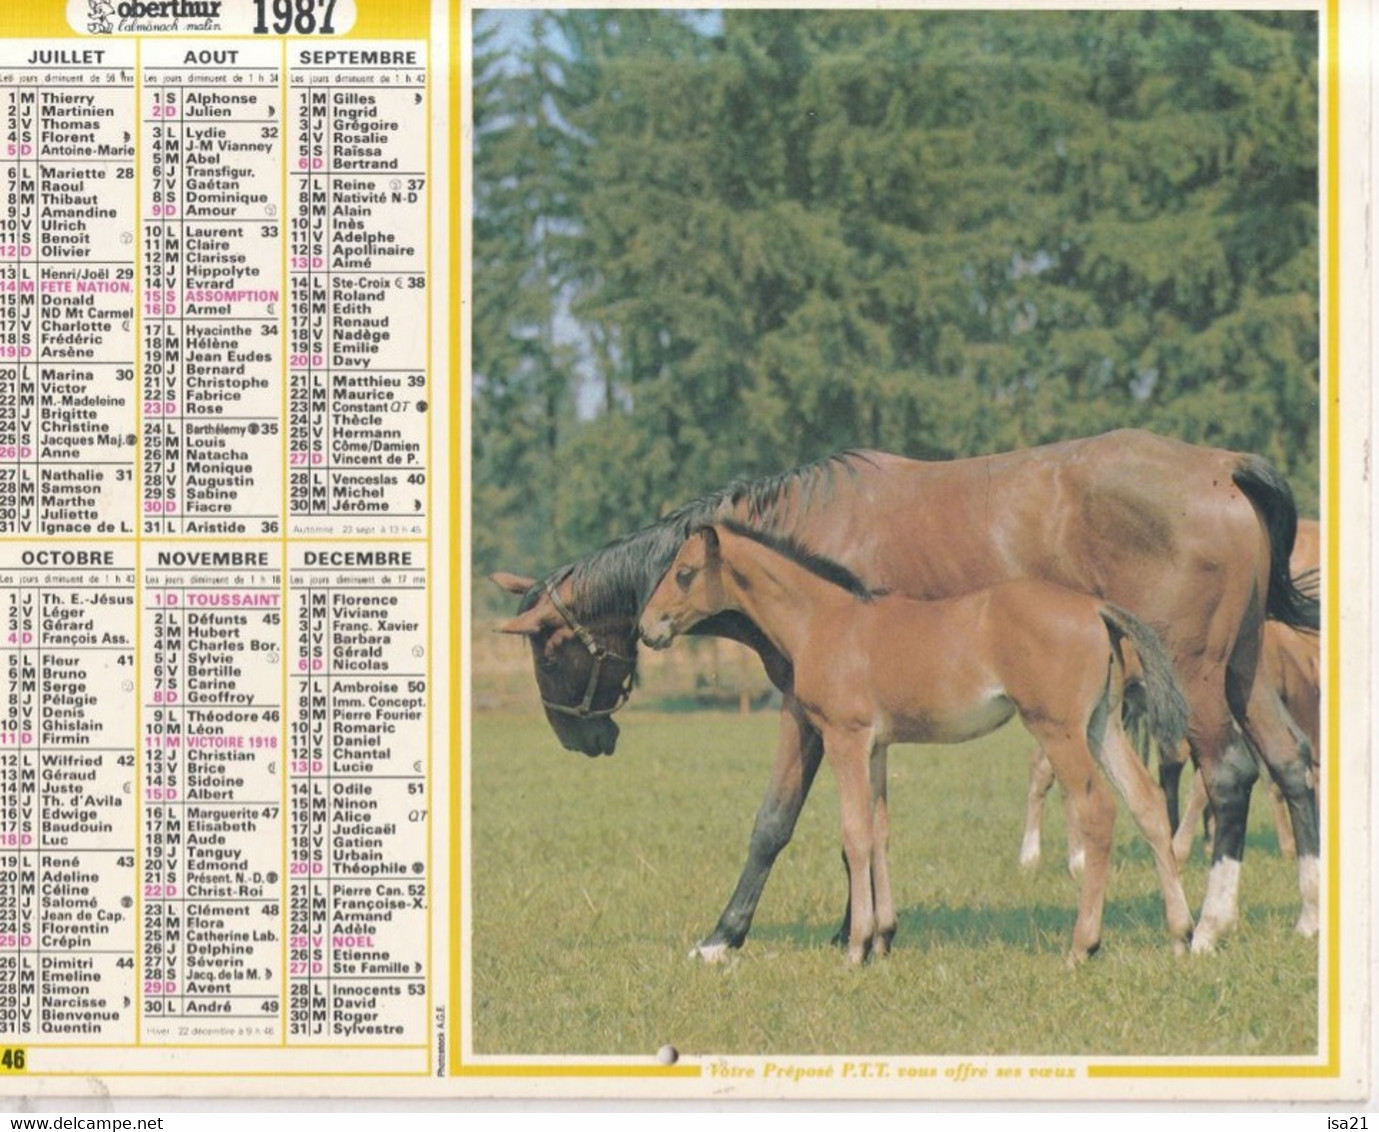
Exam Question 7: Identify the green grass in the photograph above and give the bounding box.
[468,710,1318,1058]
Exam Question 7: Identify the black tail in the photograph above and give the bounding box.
[1100,607,1190,761]
[1232,455,1320,632]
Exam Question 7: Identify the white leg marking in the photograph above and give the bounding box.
[1067,848,1086,878]
[1191,858,1241,954]
[1019,830,1042,871]
[691,941,731,964]
[1295,855,1320,937]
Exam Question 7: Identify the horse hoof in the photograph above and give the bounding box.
[1294,911,1320,938]
[1018,850,1040,871]
[1191,911,1238,955]
[845,944,868,966]
[690,941,731,964]
[1189,929,1220,956]
[1065,940,1099,968]
[1296,858,1320,938]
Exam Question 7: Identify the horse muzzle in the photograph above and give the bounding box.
[637,618,675,651]
[550,713,620,757]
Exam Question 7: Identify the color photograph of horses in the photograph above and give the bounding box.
[467,8,1323,1060]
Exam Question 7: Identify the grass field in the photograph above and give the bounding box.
[468,708,1319,1058]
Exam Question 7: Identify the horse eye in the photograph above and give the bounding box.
[675,566,694,590]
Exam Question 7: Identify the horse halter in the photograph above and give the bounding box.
[539,580,636,720]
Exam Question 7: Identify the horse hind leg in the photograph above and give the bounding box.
[1188,717,1259,955]
[1191,624,1314,951]
[831,850,851,949]
[1094,719,1195,953]
[1064,761,1115,964]
[1062,774,1084,876]
[1027,728,1115,964]
[1269,781,1297,860]
[1175,750,1296,867]
[1173,765,1211,866]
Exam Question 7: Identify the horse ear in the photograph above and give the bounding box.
[490,571,536,595]
[495,605,550,637]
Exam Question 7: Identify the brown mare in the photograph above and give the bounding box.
[1020,522,1319,878]
[1175,523,1320,868]
[637,520,1194,963]
[493,432,1319,956]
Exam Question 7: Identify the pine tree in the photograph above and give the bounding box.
[471,10,1320,573]
[471,12,583,576]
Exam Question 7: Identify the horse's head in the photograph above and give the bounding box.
[492,571,638,757]
[639,525,726,649]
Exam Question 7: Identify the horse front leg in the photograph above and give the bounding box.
[1269,781,1298,860]
[1093,723,1194,954]
[869,744,897,957]
[1189,716,1260,954]
[832,742,895,952]
[693,696,824,961]
[1173,767,1211,866]
[825,727,879,965]
[1174,746,1298,866]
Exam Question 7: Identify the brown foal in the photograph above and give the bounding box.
[639,520,1194,965]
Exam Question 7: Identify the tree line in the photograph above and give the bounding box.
[471,9,1319,588]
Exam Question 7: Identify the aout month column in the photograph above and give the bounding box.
[138,40,285,1042]
[140,40,282,540]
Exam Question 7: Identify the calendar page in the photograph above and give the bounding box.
[0,0,1371,1104]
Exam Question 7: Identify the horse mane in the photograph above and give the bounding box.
[716,518,883,604]
[519,451,881,620]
